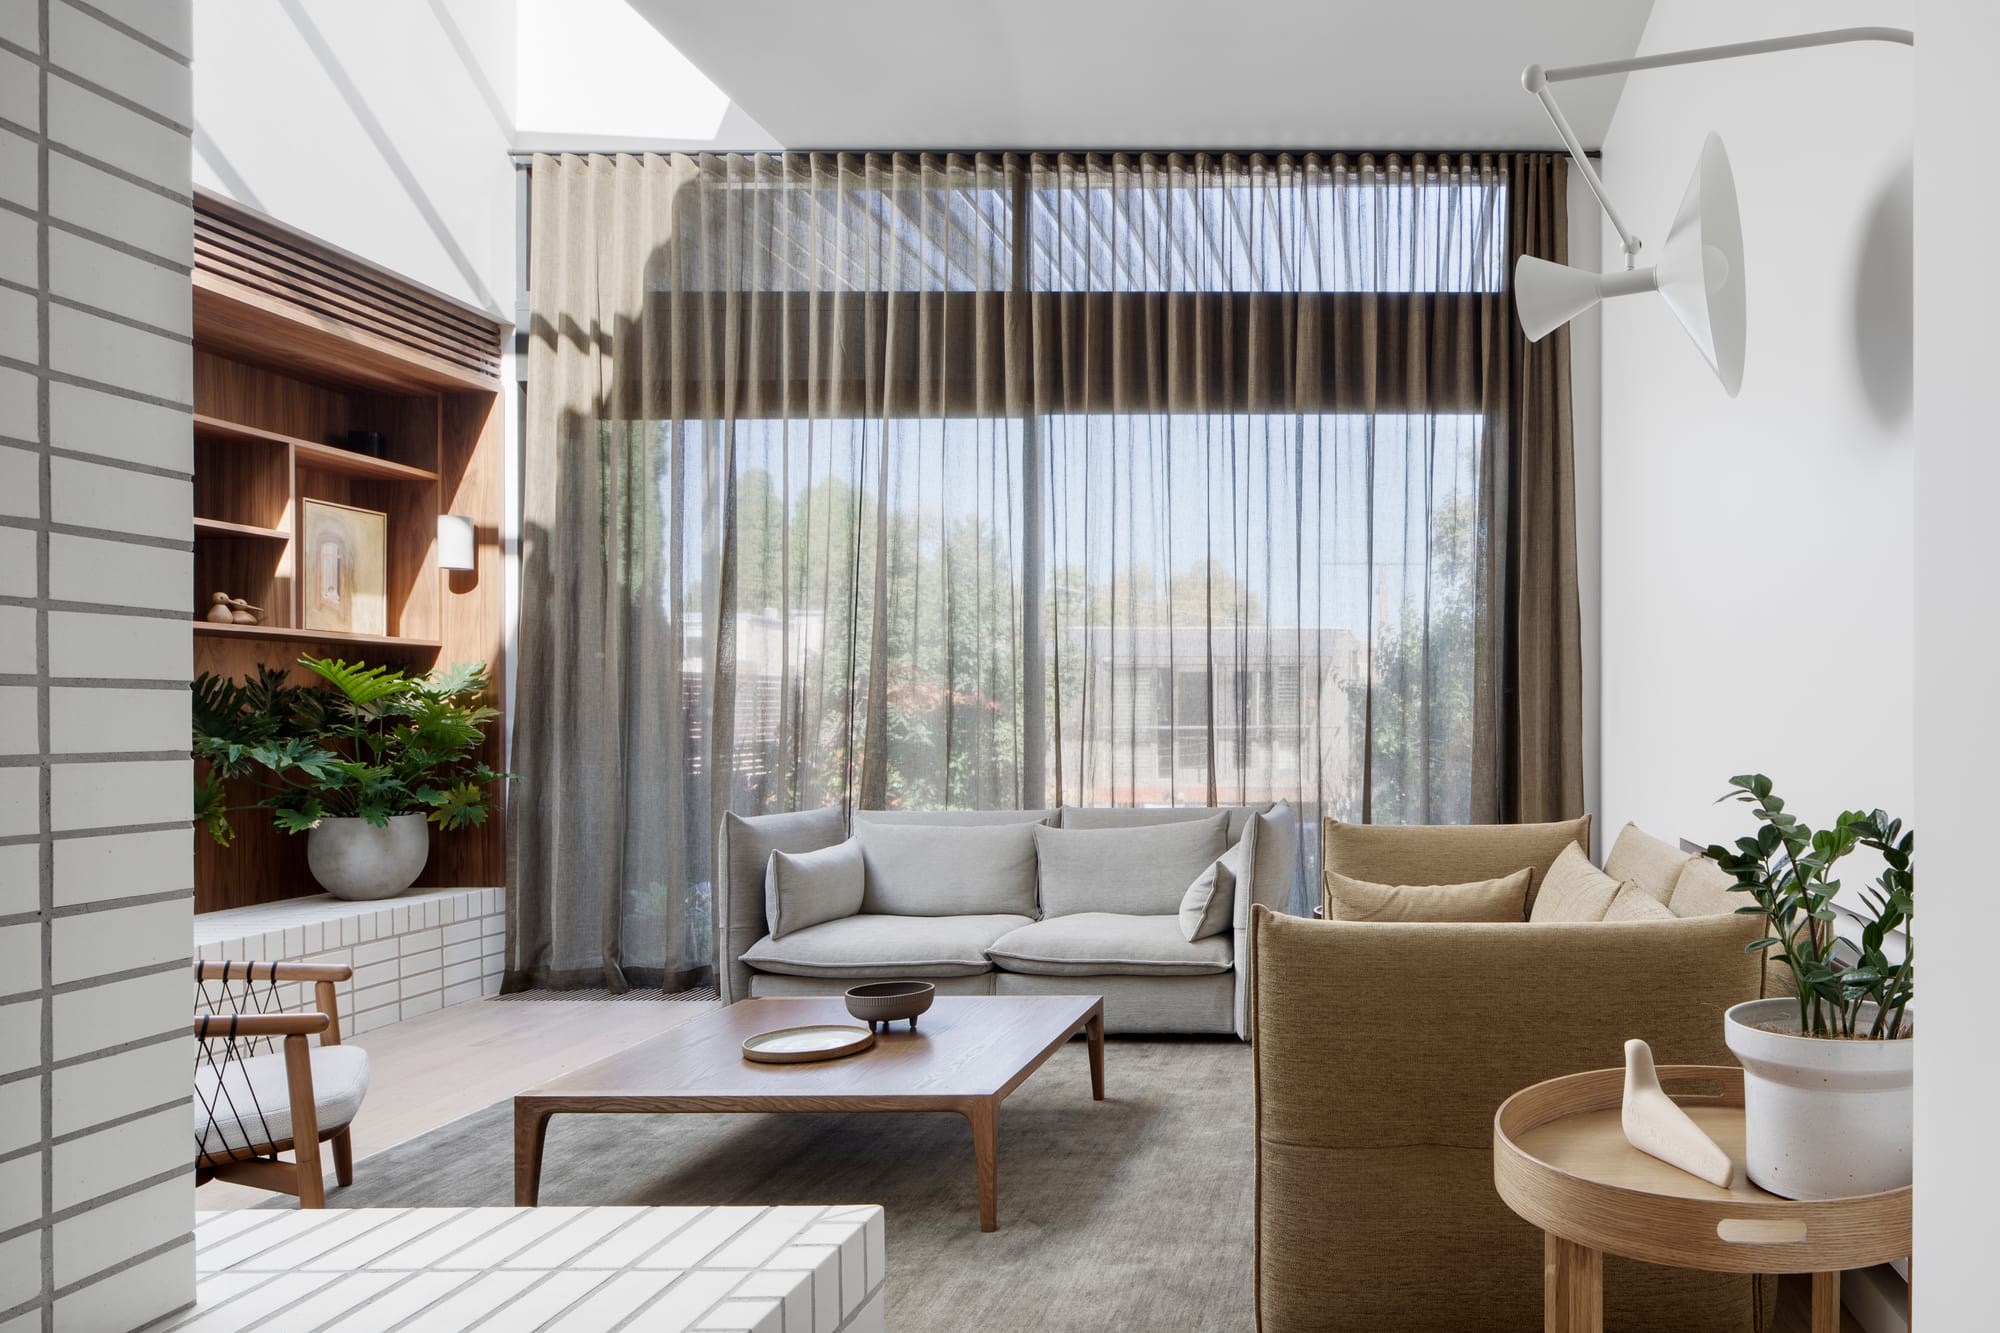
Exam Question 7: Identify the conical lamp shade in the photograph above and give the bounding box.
[1655,131,1745,396]
[1515,255,1605,342]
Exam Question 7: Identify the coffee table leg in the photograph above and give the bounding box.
[1544,1233,1602,1333]
[1811,1272,1841,1333]
[966,1099,999,1232]
[514,1102,551,1207]
[1085,1008,1105,1101]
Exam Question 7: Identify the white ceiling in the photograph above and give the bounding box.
[628,0,1655,151]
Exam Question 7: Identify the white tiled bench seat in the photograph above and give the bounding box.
[194,888,505,1037]
[146,1204,887,1332]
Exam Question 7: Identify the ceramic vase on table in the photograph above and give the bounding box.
[1723,998,1914,1200]
[306,813,430,900]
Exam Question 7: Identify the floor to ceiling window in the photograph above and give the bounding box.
[510,150,1581,988]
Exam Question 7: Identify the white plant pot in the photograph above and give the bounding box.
[1723,998,1913,1200]
[306,813,431,901]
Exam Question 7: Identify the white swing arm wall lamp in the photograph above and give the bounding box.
[1516,26,1914,397]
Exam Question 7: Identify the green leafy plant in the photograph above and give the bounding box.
[193,656,510,845]
[1705,774,1913,1040]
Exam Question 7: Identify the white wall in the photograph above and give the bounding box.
[190,0,517,317]
[0,2,198,1328]
[1597,0,1914,851]
[1912,0,2000,1320]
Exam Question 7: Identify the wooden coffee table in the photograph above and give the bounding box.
[514,994,1106,1232]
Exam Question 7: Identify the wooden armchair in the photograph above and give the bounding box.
[193,961,371,1207]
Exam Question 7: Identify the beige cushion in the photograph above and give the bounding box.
[741,913,1031,979]
[854,821,1039,917]
[1322,867,1532,922]
[1603,823,1693,906]
[1181,820,1257,942]
[765,838,864,939]
[1060,803,1272,843]
[1033,813,1229,917]
[1528,843,1627,923]
[988,913,1233,976]
[196,1043,370,1158]
[1321,813,1591,914]
[1605,881,1678,922]
[1669,854,1742,919]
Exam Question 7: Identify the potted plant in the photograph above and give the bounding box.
[1705,774,1913,1199]
[193,657,510,900]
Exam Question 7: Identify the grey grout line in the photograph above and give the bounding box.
[44,446,195,481]
[0,749,191,766]
[47,290,194,344]
[0,886,194,929]
[0,198,198,275]
[0,818,191,847]
[48,1094,188,1148]
[35,5,55,1326]
[61,0,192,67]
[0,352,193,411]
[0,678,198,691]
[44,63,193,139]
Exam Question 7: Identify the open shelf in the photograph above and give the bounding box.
[194,412,439,483]
[194,516,288,541]
[193,621,442,654]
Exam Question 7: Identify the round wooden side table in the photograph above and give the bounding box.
[1494,1064,1910,1333]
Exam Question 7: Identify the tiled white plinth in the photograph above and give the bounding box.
[194,888,505,1037]
[145,1205,887,1332]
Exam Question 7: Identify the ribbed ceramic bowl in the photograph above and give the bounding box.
[844,980,935,1029]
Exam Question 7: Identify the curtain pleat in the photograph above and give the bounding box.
[509,150,1581,989]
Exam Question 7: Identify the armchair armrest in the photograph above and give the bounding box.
[193,1012,331,1039]
[195,961,353,983]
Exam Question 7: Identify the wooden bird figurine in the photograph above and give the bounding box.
[1622,1039,1734,1188]
[228,597,263,625]
[205,591,236,624]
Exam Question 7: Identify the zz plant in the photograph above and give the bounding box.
[194,656,509,845]
[1705,774,1913,1040]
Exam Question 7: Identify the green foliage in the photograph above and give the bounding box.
[1705,774,1914,1040]
[191,656,513,843]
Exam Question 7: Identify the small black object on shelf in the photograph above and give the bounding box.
[344,430,385,458]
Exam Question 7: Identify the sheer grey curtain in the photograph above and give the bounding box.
[510,151,1579,989]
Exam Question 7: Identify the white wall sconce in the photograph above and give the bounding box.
[1515,26,1914,397]
[438,514,477,572]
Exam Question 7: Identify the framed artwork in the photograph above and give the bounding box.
[300,499,387,635]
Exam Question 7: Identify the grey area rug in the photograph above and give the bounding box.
[326,1037,1254,1331]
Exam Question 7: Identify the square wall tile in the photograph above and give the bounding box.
[50,1102,181,1211]
[0,525,36,599]
[49,382,192,474]
[52,1035,183,1134]
[0,997,40,1078]
[47,153,190,269]
[0,443,37,517]
[53,826,190,907]
[0,842,38,916]
[0,129,34,214]
[52,969,182,1060]
[52,896,188,984]
[0,46,36,132]
[0,921,36,999]
[0,1071,37,1155]
[50,1,192,128]
[0,282,36,364]
[0,766,39,839]
[48,609,191,681]
[0,683,35,755]
[0,1152,39,1232]
[0,606,34,675]
[0,1228,38,1316]
[47,533,190,612]
[46,79,189,196]
[80,0,194,60]
[51,1226,194,1332]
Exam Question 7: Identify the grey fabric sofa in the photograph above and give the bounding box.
[715,803,1299,1038]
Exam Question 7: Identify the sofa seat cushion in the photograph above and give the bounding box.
[740,913,1032,979]
[988,913,1234,977]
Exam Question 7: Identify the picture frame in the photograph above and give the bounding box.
[300,498,387,635]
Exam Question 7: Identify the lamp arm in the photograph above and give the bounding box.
[1523,26,1915,266]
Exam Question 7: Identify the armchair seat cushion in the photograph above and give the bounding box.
[195,1043,370,1159]
[740,913,1032,979]
[988,913,1234,976]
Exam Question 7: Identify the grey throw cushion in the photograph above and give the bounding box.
[740,913,1031,979]
[1060,803,1272,843]
[765,838,865,939]
[854,821,1039,917]
[1033,812,1229,917]
[720,806,848,938]
[1181,818,1258,942]
[988,913,1234,976]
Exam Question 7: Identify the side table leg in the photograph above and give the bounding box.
[1085,1008,1106,1100]
[1810,1272,1841,1333]
[1544,1234,1603,1333]
[514,1102,551,1207]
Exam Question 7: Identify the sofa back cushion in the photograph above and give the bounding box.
[1034,813,1229,917]
[1181,817,1257,941]
[1321,813,1591,914]
[1603,822,1693,905]
[1668,854,1741,919]
[852,809,1053,828]
[1527,843,1627,923]
[765,838,865,939]
[1322,867,1531,922]
[1060,803,1271,843]
[854,820,1039,917]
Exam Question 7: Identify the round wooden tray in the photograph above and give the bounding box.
[1493,1064,1910,1275]
[741,1023,876,1065]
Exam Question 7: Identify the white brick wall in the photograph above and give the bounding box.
[0,3,196,1330]
[194,889,506,1038]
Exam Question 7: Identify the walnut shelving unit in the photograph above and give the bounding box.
[192,189,510,913]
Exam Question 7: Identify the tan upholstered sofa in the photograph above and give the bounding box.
[716,803,1299,1037]
[1252,817,1773,1333]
